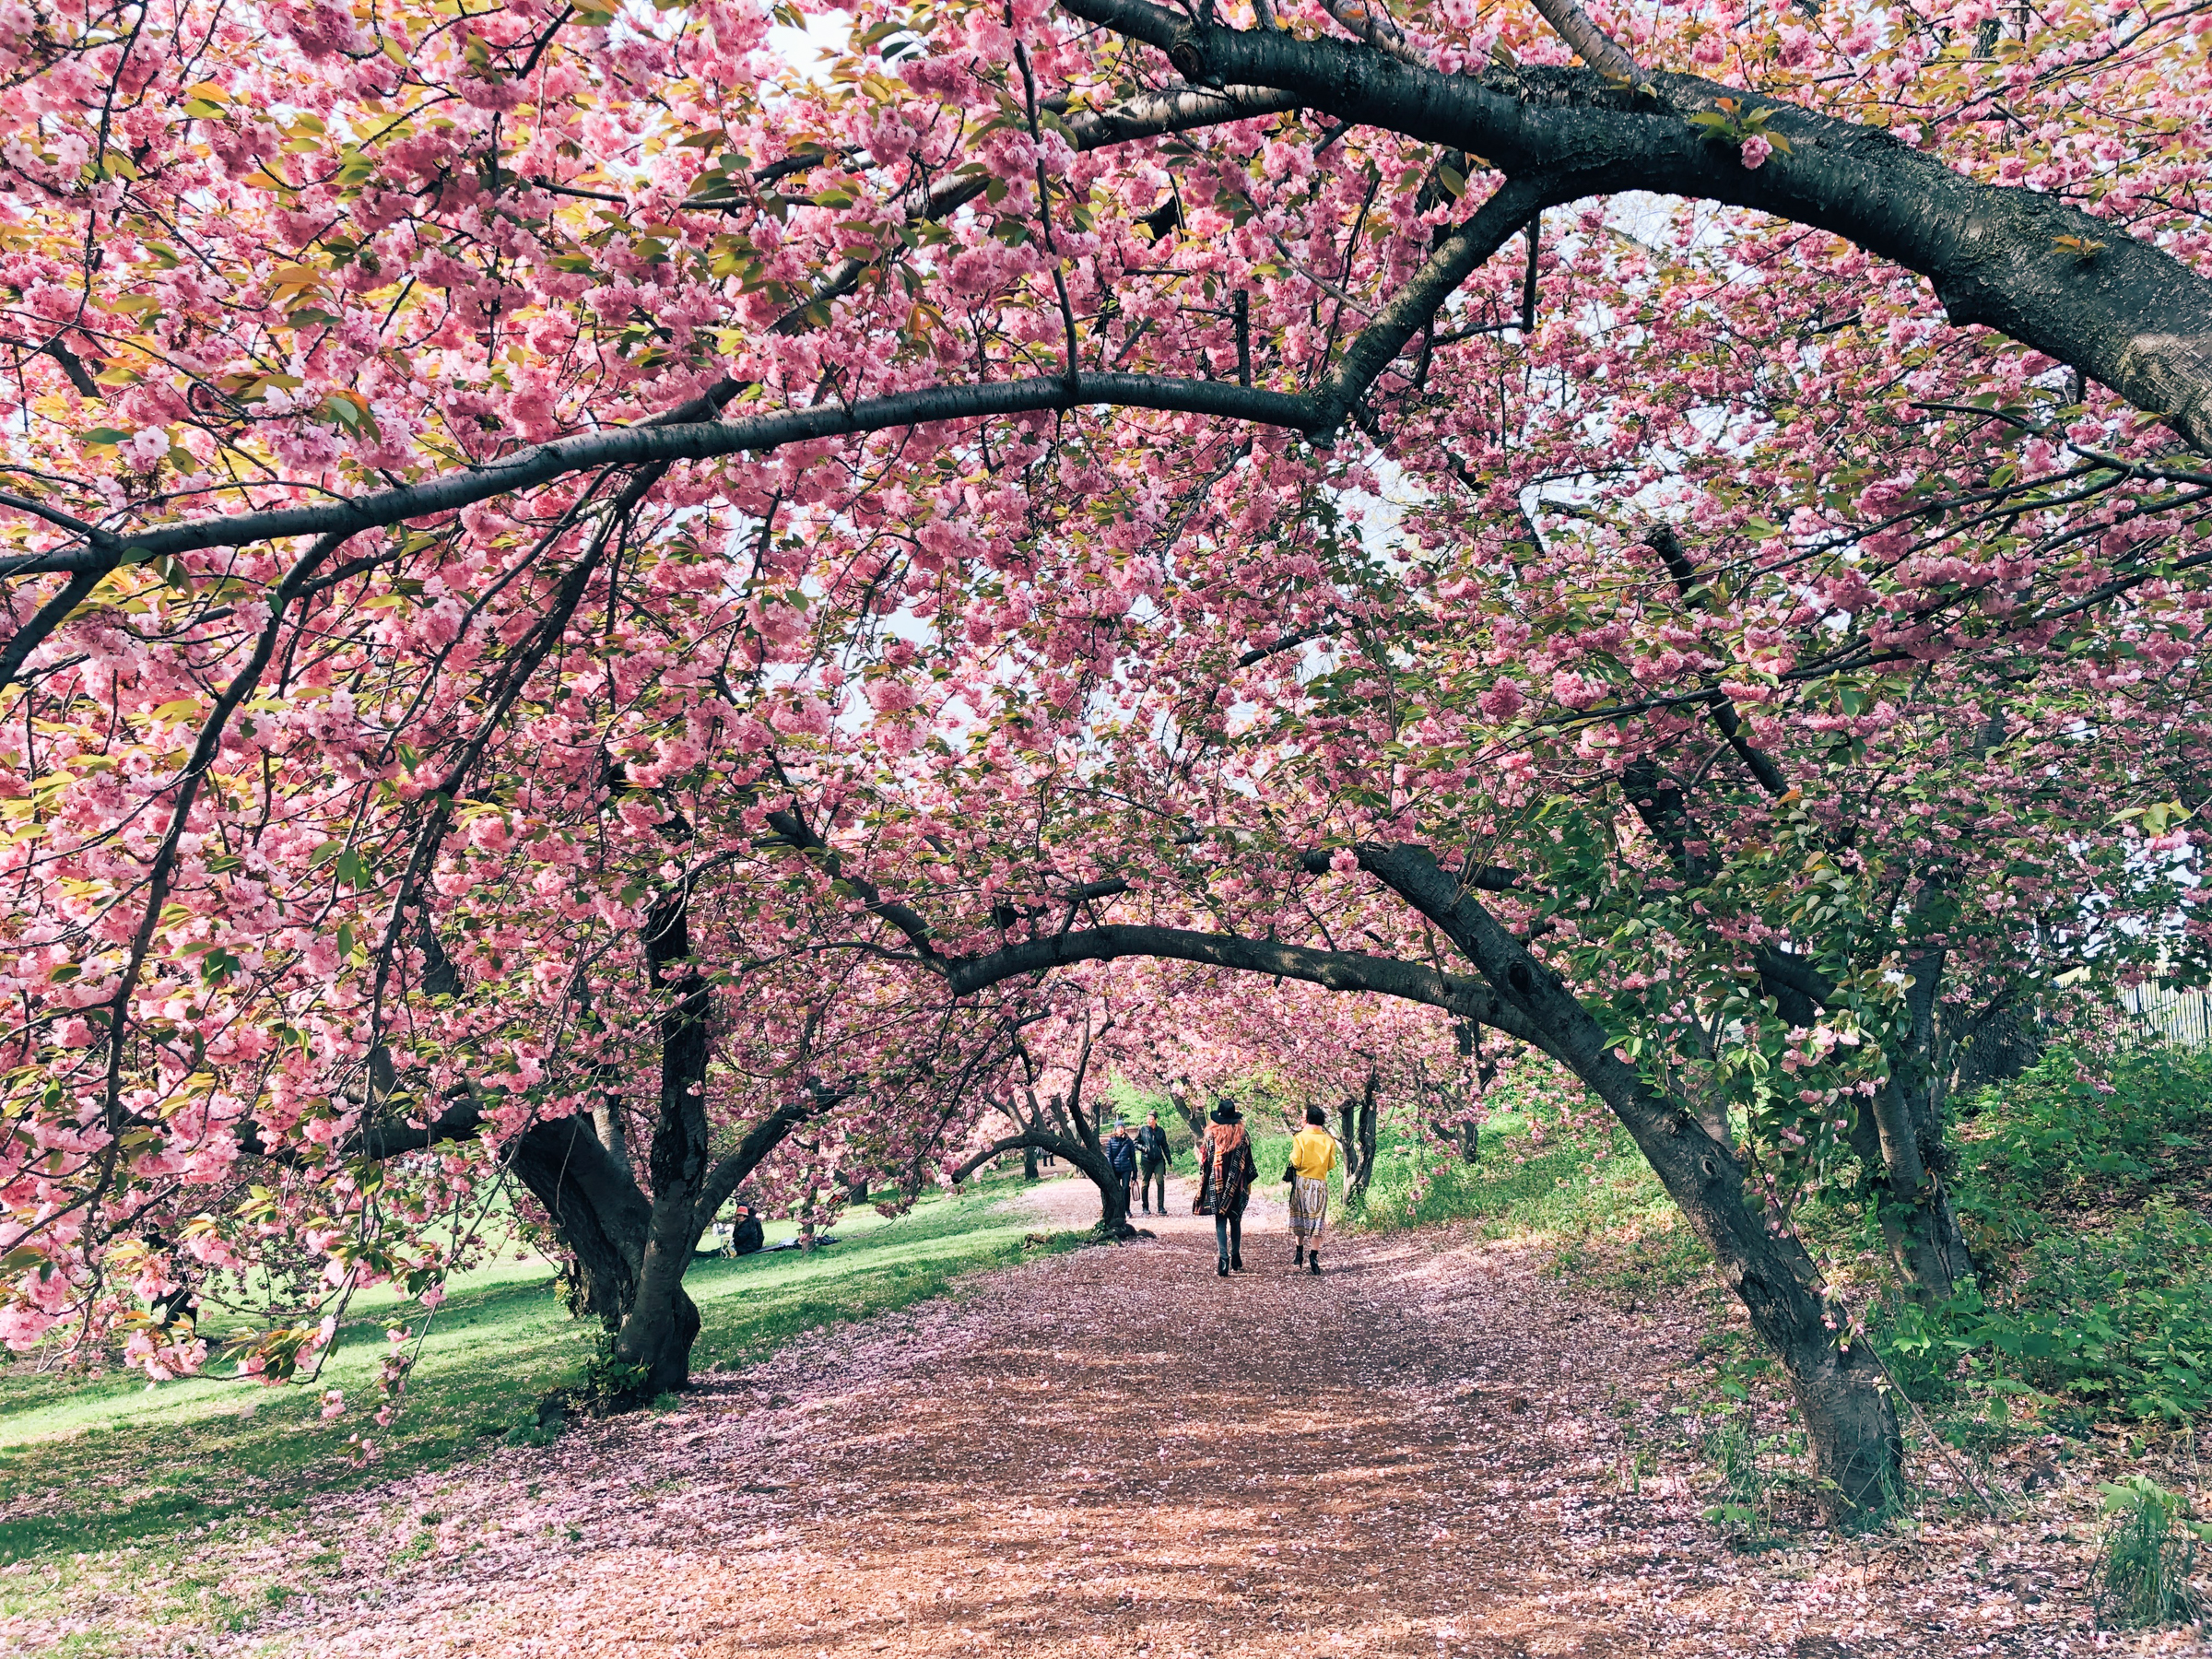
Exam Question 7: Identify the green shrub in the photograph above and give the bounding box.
[1881,1204,2212,1423]
[1873,1041,2212,1425]
[1954,1045,2212,1239]
[2097,1476,2209,1629]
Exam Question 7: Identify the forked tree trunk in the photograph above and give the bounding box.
[1447,1116,1479,1163]
[506,1114,650,1325]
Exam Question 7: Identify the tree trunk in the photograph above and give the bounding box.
[1345,1069,1381,1200]
[592,1097,632,1182]
[1951,995,2043,1097]
[504,1115,651,1326]
[958,1129,1132,1234]
[1023,1143,1040,1181]
[1087,1150,1134,1235]
[1361,844,1903,1514]
[383,912,807,1415]
[1167,1081,1206,1139]
[606,883,716,1399]
[1865,949,1973,1304]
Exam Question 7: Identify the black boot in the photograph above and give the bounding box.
[1308,1252,1322,1276]
[1294,1244,1305,1266]
[1230,1252,1244,1273]
[1217,1258,1230,1277]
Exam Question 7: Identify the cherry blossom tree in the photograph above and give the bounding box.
[5,0,2211,1508]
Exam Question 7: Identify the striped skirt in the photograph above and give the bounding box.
[1288,1174,1329,1243]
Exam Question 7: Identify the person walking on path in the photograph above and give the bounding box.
[1105,1121,1139,1215]
[1134,1112,1171,1216]
[1286,1104,1339,1275]
[1198,1100,1258,1277]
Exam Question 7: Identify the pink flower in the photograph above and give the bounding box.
[1477,680,1526,722]
[1740,134,1773,170]
[121,428,171,471]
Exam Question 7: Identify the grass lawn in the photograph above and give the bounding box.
[0,1172,1083,1653]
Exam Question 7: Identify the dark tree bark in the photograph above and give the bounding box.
[335,901,817,1408]
[1348,843,1903,1514]
[1865,949,1973,1303]
[1617,534,1972,1309]
[18,7,2203,600]
[954,1122,1133,1234]
[1167,1080,1207,1140]
[1951,996,2044,1096]
[505,1114,653,1325]
[598,885,717,1397]
[1339,1068,1381,1200]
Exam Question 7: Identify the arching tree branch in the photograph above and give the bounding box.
[1065,0,2212,453]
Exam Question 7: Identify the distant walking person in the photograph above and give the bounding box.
[1105,1121,1139,1214]
[1286,1104,1339,1275]
[1135,1112,1171,1216]
[1198,1099,1258,1277]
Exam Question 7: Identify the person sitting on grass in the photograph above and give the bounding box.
[1286,1105,1339,1276]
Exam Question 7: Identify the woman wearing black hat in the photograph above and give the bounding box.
[1197,1099,1258,1277]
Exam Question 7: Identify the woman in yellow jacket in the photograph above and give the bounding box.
[1286,1105,1340,1276]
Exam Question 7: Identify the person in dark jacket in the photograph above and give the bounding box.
[1134,1112,1171,1215]
[1198,1099,1258,1276]
[1104,1121,1139,1212]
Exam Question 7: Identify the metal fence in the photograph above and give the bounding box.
[2116,984,2212,1052]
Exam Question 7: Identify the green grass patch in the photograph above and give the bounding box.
[1335,1101,1712,1297]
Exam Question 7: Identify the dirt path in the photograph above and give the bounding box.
[262,1175,2122,1659]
